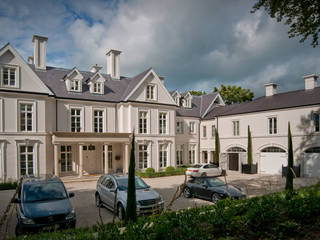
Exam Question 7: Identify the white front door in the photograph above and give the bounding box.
[260,153,287,175]
[83,145,97,174]
[304,153,320,177]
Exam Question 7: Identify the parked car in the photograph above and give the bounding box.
[95,174,164,219]
[186,163,223,177]
[14,175,76,235]
[183,177,246,203]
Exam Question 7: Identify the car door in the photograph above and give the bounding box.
[192,178,206,198]
[208,164,220,176]
[104,177,116,209]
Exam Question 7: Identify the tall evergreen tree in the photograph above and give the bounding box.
[125,133,137,223]
[247,126,253,165]
[215,128,220,165]
[285,122,294,191]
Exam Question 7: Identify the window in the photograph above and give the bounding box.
[175,97,180,106]
[212,125,216,137]
[159,113,167,134]
[189,122,195,134]
[20,145,34,176]
[232,121,239,136]
[108,145,112,169]
[139,111,148,134]
[93,82,103,94]
[159,144,167,168]
[94,110,104,133]
[2,66,16,87]
[138,145,148,169]
[20,103,33,132]
[189,145,196,164]
[268,117,277,134]
[176,121,184,134]
[146,85,155,100]
[186,98,191,108]
[202,151,208,163]
[176,145,184,165]
[60,145,72,172]
[203,126,207,138]
[70,80,81,91]
[71,108,81,132]
[314,113,320,132]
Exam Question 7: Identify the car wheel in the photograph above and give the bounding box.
[183,187,192,198]
[201,172,207,177]
[117,203,125,220]
[211,193,221,204]
[95,194,102,207]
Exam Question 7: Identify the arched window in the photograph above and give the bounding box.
[227,147,246,152]
[261,147,285,152]
[305,147,320,153]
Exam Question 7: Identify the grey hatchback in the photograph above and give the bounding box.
[14,175,76,235]
[95,174,164,219]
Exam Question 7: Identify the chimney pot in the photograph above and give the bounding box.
[303,74,318,90]
[28,56,34,64]
[265,83,277,97]
[90,64,102,73]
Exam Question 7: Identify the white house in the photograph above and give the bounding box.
[0,34,319,181]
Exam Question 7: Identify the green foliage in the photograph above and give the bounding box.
[145,168,155,175]
[189,90,206,96]
[15,183,320,240]
[286,122,294,191]
[247,126,253,165]
[165,166,175,172]
[214,128,220,164]
[0,181,17,190]
[213,84,254,105]
[125,133,137,223]
[252,0,320,47]
[136,167,187,178]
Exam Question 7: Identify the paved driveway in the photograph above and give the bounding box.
[0,172,319,239]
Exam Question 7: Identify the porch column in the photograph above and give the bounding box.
[208,151,212,163]
[54,144,59,177]
[124,143,129,174]
[195,145,199,164]
[104,144,109,174]
[79,144,84,177]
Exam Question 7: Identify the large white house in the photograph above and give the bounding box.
[0,35,319,181]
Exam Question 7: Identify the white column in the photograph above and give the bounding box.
[167,143,171,167]
[195,145,199,164]
[104,144,109,174]
[79,144,84,177]
[124,143,129,174]
[208,151,212,164]
[148,142,152,168]
[54,144,59,177]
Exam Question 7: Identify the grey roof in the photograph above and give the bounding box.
[30,65,152,102]
[204,87,320,119]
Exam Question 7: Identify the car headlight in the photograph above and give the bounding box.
[21,213,35,224]
[65,209,75,220]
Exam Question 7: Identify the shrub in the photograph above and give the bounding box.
[145,168,155,174]
[165,166,175,172]
[0,181,17,191]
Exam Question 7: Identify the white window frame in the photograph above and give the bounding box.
[314,113,320,132]
[268,117,277,134]
[70,79,81,92]
[211,125,216,137]
[232,120,240,136]
[0,64,19,88]
[159,112,168,134]
[176,121,184,134]
[19,145,34,176]
[18,100,36,132]
[70,107,83,132]
[93,108,105,133]
[176,144,184,166]
[138,144,148,169]
[138,111,148,134]
[175,97,180,106]
[146,84,156,100]
[93,82,104,94]
[60,145,73,172]
[203,126,207,138]
[189,144,196,164]
[186,98,191,108]
[159,144,168,168]
[189,122,196,134]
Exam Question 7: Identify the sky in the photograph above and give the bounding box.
[0,0,319,97]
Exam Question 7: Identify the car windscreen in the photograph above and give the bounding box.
[23,182,68,203]
[117,177,149,190]
[206,178,225,187]
[192,164,203,168]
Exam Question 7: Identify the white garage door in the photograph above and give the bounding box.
[260,152,287,175]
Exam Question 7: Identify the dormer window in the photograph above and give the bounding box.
[146,84,156,100]
[186,98,191,108]
[70,80,81,92]
[175,97,180,106]
[93,82,103,94]
[65,68,83,92]
[1,64,19,88]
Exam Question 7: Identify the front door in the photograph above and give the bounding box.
[228,153,239,171]
[61,145,73,172]
[83,145,97,174]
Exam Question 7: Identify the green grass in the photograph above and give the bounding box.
[0,181,17,191]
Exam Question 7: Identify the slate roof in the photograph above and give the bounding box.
[203,87,320,119]
[30,65,152,102]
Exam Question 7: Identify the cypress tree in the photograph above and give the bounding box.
[285,122,294,191]
[247,126,253,165]
[215,128,220,165]
[125,133,137,223]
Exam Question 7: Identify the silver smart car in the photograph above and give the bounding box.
[95,174,164,219]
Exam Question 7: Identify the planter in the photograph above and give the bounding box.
[241,163,258,174]
[282,165,300,178]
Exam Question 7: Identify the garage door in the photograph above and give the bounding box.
[260,147,287,175]
[304,147,320,177]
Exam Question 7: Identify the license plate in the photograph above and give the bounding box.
[42,225,59,231]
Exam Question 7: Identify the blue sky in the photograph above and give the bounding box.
[0,0,319,97]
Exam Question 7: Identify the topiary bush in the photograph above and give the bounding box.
[145,168,155,174]
[165,166,175,172]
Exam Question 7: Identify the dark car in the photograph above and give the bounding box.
[183,177,246,203]
[14,175,76,235]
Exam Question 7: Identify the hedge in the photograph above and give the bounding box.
[14,182,320,240]
[136,167,188,178]
[0,181,17,191]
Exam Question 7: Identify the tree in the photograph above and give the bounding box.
[125,133,137,223]
[213,84,254,105]
[189,90,207,96]
[252,0,320,47]
[247,126,253,165]
[285,122,294,191]
[214,128,220,165]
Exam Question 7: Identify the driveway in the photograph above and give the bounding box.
[0,172,319,239]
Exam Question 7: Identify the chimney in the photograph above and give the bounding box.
[265,83,277,97]
[32,35,48,70]
[106,49,121,80]
[90,64,102,73]
[159,76,165,83]
[303,74,318,90]
[28,56,34,64]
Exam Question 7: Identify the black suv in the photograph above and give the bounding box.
[14,175,76,235]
